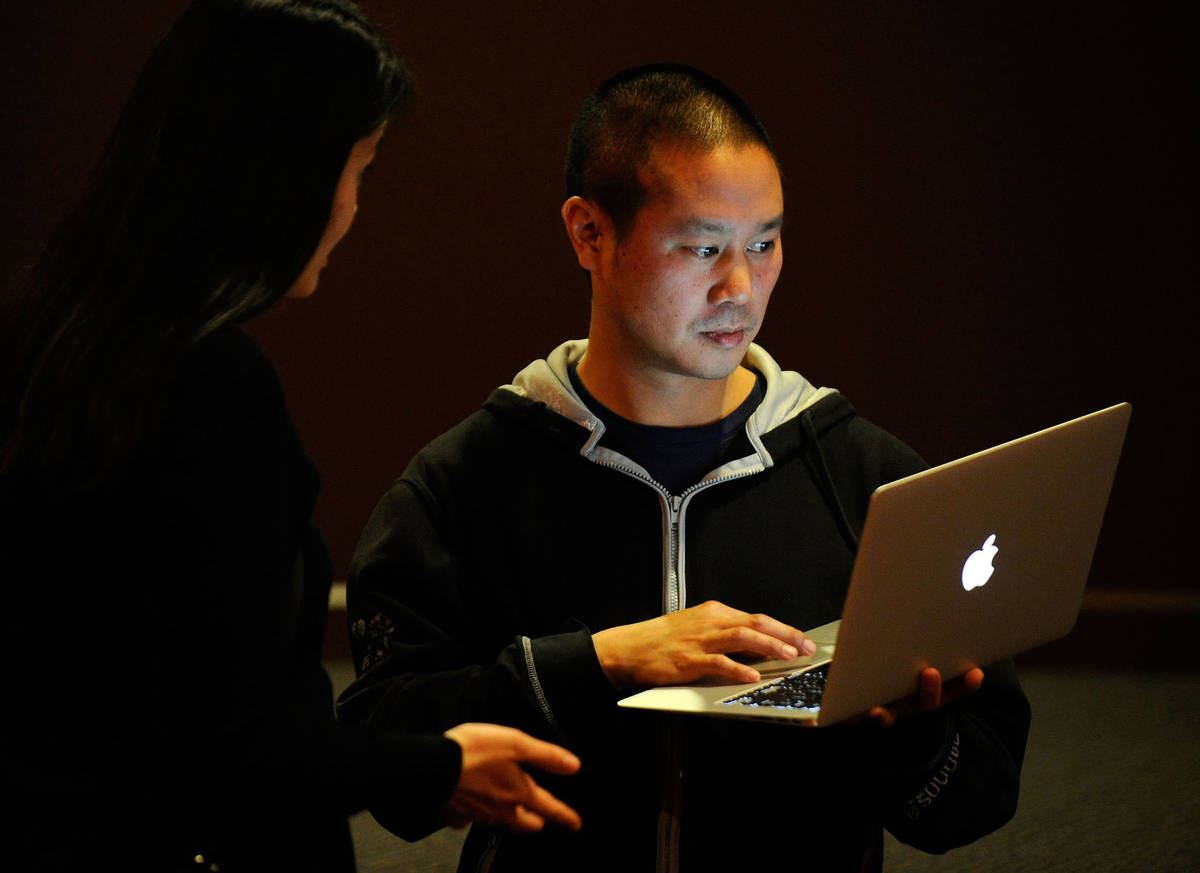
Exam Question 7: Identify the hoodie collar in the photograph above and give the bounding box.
[500,340,838,468]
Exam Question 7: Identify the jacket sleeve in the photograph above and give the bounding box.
[864,657,1031,852]
[336,474,616,750]
[148,330,464,832]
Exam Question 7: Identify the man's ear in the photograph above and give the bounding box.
[561,196,609,271]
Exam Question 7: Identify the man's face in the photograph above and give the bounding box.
[591,141,784,384]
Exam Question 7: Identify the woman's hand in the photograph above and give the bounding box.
[441,723,582,833]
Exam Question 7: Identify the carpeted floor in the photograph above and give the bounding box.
[326,662,1200,872]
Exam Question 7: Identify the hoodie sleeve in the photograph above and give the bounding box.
[858,658,1031,852]
[336,472,614,753]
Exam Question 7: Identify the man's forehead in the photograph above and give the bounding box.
[634,142,784,230]
[642,137,778,173]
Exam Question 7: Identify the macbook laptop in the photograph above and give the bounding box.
[618,402,1132,726]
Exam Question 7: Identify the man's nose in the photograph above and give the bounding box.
[710,256,753,305]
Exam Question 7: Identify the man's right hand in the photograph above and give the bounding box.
[591,599,815,691]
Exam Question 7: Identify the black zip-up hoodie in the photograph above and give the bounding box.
[338,341,1030,872]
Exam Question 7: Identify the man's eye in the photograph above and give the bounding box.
[690,246,720,258]
[748,240,776,254]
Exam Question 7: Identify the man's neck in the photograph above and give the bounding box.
[576,350,757,427]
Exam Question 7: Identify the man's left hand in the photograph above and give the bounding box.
[861,666,985,727]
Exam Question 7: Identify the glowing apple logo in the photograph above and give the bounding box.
[961,534,998,591]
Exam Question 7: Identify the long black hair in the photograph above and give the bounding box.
[0,0,412,492]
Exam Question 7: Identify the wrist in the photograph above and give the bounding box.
[591,627,631,690]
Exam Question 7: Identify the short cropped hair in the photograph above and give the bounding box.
[564,63,778,236]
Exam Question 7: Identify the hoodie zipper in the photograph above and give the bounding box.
[592,459,761,873]
[594,459,761,610]
[665,494,683,613]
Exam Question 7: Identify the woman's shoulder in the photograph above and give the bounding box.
[159,326,296,462]
[177,326,283,403]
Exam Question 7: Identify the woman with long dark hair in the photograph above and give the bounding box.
[1,2,579,870]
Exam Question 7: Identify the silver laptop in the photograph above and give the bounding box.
[619,402,1132,726]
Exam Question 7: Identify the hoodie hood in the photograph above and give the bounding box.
[498,339,838,472]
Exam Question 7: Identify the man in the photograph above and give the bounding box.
[337,65,1030,871]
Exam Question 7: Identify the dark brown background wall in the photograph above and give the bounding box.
[3,2,1195,612]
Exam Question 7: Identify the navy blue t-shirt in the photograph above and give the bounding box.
[568,363,766,494]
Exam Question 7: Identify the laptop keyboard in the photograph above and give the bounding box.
[720,663,829,711]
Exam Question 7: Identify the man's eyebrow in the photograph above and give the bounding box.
[677,215,785,234]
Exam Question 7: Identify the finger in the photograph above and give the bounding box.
[503,804,547,834]
[860,686,923,726]
[510,734,582,775]
[744,613,817,655]
[691,601,813,656]
[694,653,761,683]
[712,626,803,662]
[942,666,985,704]
[524,782,583,832]
[865,705,896,727]
[918,668,943,711]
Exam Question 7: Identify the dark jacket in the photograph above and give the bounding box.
[3,327,460,872]
[338,341,1030,872]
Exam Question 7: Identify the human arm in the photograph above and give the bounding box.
[333,463,624,840]
[145,333,590,844]
[126,330,494,830]
[336,468,618,745]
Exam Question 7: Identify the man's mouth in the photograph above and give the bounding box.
[701,328,746,348]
